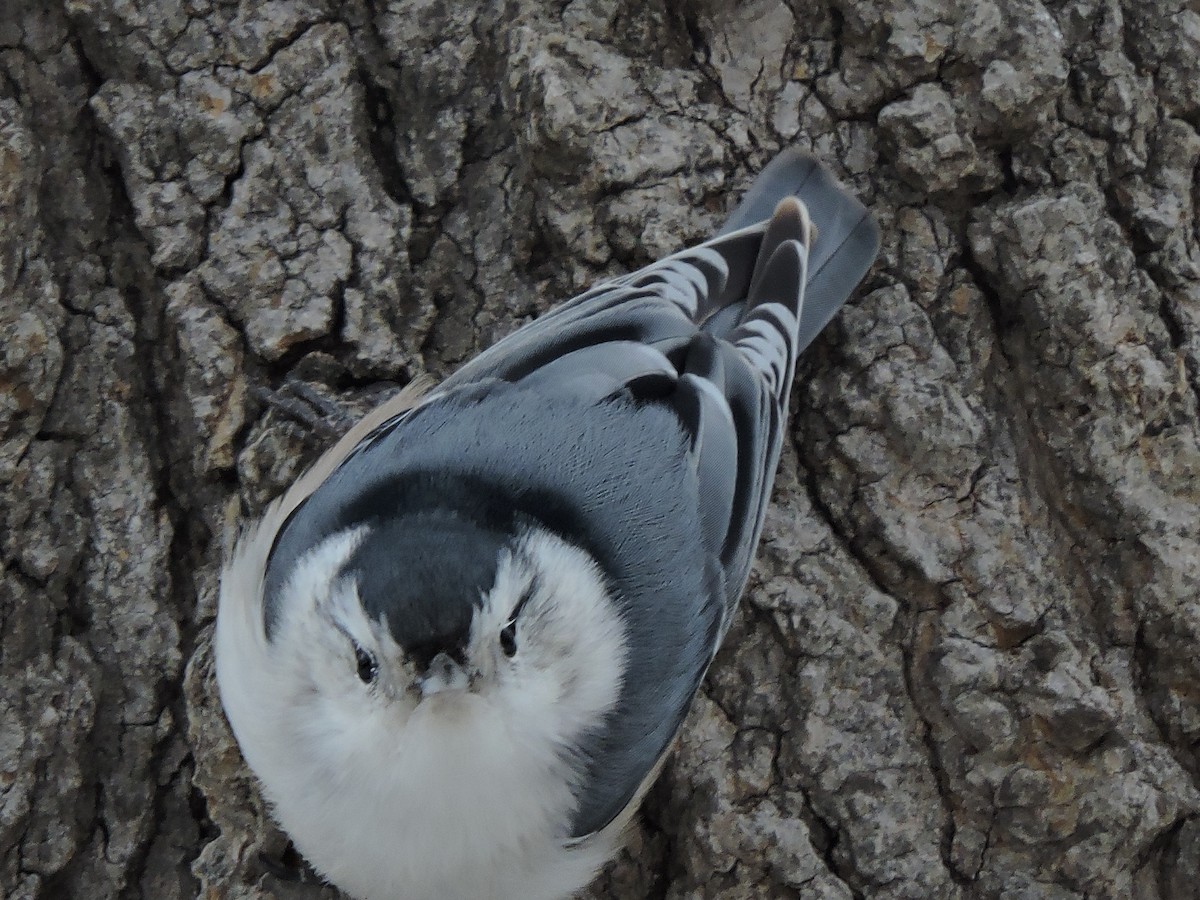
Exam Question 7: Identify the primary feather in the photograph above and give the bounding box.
[217,150,880,899]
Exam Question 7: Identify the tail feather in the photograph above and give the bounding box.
[732,203,810,399]
[717,149,881,353]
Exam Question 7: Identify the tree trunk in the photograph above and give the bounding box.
[2,1,1198,898]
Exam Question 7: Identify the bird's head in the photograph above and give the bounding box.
[215,509,627,897]
[269,513,627,733]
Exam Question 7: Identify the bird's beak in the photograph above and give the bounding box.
[418,651,470,698]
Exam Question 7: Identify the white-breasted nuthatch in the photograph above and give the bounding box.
[215,149,880,900]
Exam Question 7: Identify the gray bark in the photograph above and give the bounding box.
[1,0,1199,898]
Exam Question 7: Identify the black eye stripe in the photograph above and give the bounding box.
[506,588,532,626]
[504,574,539,627]
[499,578,536,659]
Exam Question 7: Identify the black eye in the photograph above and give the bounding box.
[500,621,517,657]
[354,643,378,684]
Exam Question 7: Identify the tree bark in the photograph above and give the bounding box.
[2,1,1198,898]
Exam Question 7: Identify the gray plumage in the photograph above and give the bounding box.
[261,151,879,841]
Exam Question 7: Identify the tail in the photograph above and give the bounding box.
[711,149,881,353]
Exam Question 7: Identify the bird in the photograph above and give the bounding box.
[215,148,880,900]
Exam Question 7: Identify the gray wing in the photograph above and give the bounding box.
[718,148,882,354]
[432,154,880,626]
[355,204,815,633]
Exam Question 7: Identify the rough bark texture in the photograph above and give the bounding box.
[2,1,1199,898]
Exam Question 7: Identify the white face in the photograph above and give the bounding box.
[217,522,629,899]
[271,525,626,731]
